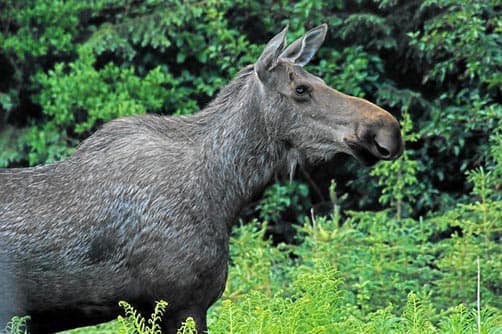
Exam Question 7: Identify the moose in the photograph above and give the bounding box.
[0,24,403,333]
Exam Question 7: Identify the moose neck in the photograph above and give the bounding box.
[197,66,285,223]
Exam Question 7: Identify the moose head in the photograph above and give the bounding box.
[254,24,404,167]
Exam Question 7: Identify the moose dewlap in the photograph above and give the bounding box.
[0,24,403,334]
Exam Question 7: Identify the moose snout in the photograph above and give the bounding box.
[367,124,404,160]
[372,126,403,159]
[345,118,404,166]
[338,96,404,164]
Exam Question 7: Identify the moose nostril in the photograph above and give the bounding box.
[374,140,391,158]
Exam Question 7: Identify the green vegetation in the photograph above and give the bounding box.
[1,0,501,333]
[1,316,30,334]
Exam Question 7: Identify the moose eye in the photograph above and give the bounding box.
[295,85,309,96]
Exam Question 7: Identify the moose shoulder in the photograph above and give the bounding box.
[0,24,403,334]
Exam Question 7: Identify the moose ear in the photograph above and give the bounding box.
[279,24,327,67]
[255,25,288,81]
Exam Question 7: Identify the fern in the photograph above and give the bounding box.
[118,300,168,334]
[176,317,197,334]
[401,292,436,334]
[1,316,29,334]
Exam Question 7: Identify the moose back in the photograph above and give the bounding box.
[0,24,403,333]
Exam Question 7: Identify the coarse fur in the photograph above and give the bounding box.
[0,24,403,333]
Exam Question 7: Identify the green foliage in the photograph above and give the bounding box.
[225,221,291,300]
[255,182,310,223]
[210,269,345,334]
[207,209,502,333]
[1,316,29,334]
[26,45,171,164]
[329,179,348,225]
[427,135,502,311]
[406,0,502,211]
[0,126,27,167]
[371,111,422,219]
[175,317,197,334]
[117,300,168,334]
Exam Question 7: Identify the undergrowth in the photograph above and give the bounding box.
[117,300,168,334]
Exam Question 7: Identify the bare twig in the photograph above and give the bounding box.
[477,256,481,334]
